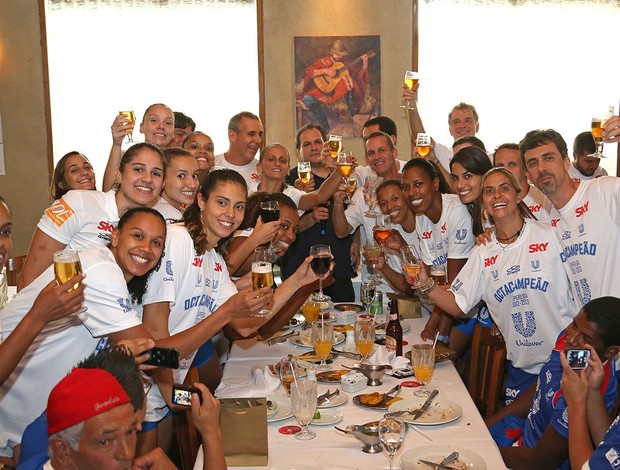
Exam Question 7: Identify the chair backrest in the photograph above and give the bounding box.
[467,324,507,418]
[6,256,26,286]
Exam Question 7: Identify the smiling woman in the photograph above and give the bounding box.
[50,151,96,200]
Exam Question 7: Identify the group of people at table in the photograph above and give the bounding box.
[0,88,620,470]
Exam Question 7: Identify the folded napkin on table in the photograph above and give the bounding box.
[367,345,410,374]
[215,366,281,398]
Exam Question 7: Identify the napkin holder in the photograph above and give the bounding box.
[219,397,268,466]
[386,292,421,318]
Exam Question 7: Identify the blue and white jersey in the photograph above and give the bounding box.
[451,219,576,374]
[138,224,237,421]
[553,177,620,309]
[520,331,618,470]
[585,414,620,470]
[415,194,473,268]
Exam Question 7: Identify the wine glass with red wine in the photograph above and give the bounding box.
[309,244,331,302]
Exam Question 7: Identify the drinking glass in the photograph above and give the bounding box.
[412,343,435,397]
[297,160,312,190]
[360,282,376,311]
[327,135,343,161]
[118,108,136,143]
[259,201,280,260]
[373,214,391,244]
[278,356,299,395]
[301,297,320,326]
[354,319,375,363]
[345,173,357,204]
[589,106,614,158]
[363,176,382,217]
[401,70,419,109]
[251,247,274,317]
[312,322,334,371]
[53,250,86,315]
[363,238,383,284]
[291,380,317,440]
[337,151,354,178]
[400,247,421,288]
[379,415,407,470]
[310,244,331,302]
[416,132,431,158]
[430,265,448,285]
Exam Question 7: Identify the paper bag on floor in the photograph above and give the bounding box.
[219,397,268,466]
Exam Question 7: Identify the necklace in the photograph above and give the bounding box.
[495,219,525,250]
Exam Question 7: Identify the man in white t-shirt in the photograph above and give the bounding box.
[214,111,263,186]
[568,131,608,182]
[520,128,620,308]
[493,143,559,225]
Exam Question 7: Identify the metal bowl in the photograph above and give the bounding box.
[352,363,392,386]
[338,421,382,454]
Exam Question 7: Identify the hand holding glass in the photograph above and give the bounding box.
[401,70,419,109]
[297,161,312,189]
[310,244,331,302]
[118,109,135,143]
[416,133,431,158]
[53,250,86,315]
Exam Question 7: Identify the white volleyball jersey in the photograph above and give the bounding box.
[138,224,237,420]
[568,161,608,182]
[522,184,560,225]
[554,177,620,308]
[214,153,260,186]
[0,246,142,454]
[451,219,576,374]
[415,194,474,268]
[247,181,305,215]
[38,190,180,251]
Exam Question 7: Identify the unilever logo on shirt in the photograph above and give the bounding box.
[530,260,541,272]
[166,261,173,276]
[455,229,468,244]
[512,310,537,340]
[491,269,499,281]
[116,297,132,313]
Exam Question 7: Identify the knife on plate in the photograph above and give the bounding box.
[417,459,458,470]
[267,331,298,346]
[409,389,438,421]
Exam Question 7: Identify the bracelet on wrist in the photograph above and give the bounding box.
[420,278,435,294]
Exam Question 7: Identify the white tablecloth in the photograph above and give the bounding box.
[202,316,507,470]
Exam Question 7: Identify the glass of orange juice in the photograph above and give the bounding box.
[312,322,334,371]
[354,319,375,363]
[412,343,435,397]
[301,297,320,326]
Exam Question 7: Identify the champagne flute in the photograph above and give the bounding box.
[416,132,431,158]
[251,247,274,317]
[118,108,136,143]
[301,297,320,326]
[363,176,382,217]
[360,282,376,312]
[354,319,375,364]
[53,249,86,315]
[312,322,334,371]
[363,238,383,284]
[589,106,614,158]
[373,214,391,244]
[327,135,343,161]
[310,244,331,302]
[297,160,312,190]
[400,246,421,288]
[291,379,317,440]
[412,343,435,397]
[345,173,357,204]
[379,415,407,470]
[401,70,419,109]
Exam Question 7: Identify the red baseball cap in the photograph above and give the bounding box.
[47,368,130,435]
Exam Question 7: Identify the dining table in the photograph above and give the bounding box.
[201,308,508,470]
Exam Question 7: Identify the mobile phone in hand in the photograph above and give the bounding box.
[566,349,591,370]
[143,346,180,368]
[172,384,202,407]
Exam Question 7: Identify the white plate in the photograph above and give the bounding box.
[376,321,411,337]
[400,445,486,470]
[267,396,294,423]
[388,396,462,425]
[266,399,278,417]
[317,390,348,408]
[311,409,343,426]
[288,331,345,348]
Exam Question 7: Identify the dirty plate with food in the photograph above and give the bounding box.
[388,397,462,425]
[333,303,364,313]
[316,369,349,383]
[400,445,486,470]
[353,392,404,410]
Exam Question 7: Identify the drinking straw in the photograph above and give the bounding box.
[432,331,440,349]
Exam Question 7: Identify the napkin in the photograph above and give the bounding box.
[215,366,282,398]
[367,345,410,374]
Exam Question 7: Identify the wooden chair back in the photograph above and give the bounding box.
[467,324,507,418]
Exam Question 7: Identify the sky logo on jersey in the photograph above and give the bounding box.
[507,265,521,275]
[96,221,115,233]
[560,242,597,263]
[531,260,541,272]
[575,201,589,217]
[441,223,446,233]
[551,219,560,227]
[494,277,549,302]
[422,231,432,239]
[529,204,542,213]
[193,257,203,267]
[116,297,132,313]
[485,255,498,267]
[528,243,548,253]
[511,310,536,338]
[45,198,75,227]
[251,172,261,181]
[491,269,499,280]
[214,262,223,272]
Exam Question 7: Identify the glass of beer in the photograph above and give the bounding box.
[373,214,391,244]
[251,248,274,317]
[354,319,375,363]
[416,133,431,158]
[297,161,312,190]
[589,106,615,158]
[53,250,86,314]
[312,322,334,371]
[310,244,331,302]
[401,70,419,109]
[118,109,136,143]
[363,176,382,217]
[301,297,320,325]
[337,151,354,197]
[260,200,280,223]
[412,343,435,397]
[430,265,448,285]
[327,135,343,160]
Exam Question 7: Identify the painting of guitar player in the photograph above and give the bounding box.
[295,35,381,137]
